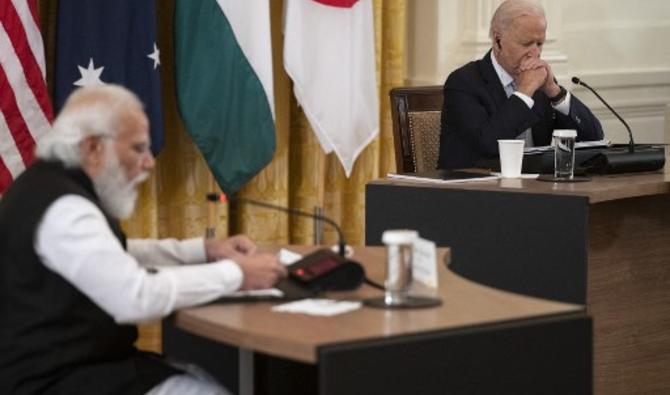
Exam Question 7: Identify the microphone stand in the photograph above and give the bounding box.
[572,77,635,153]
[206,193,347,257]
[206,193,385,291]
[571,77,665,174]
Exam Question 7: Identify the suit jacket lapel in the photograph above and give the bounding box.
[480,51,508,110]
[531,92,551,145]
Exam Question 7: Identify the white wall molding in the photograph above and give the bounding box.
[568,69,670,144]
[588,101,668,123]
[568,69,670,119]
[564,20,670,32]
[452,0,497,64]
[572,69,670,89]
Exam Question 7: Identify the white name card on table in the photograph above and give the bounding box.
[413,237,438,288]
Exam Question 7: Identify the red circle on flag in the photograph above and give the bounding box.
[312,0,359,8]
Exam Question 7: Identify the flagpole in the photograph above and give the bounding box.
[206,173,217,239]
[313,154,327,245]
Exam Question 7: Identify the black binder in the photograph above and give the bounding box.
[478,144,666,175]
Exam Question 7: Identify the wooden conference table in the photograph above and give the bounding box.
[163,246,591,395]
[366,171,670,395]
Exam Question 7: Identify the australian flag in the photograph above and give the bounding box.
[54,0,164,155]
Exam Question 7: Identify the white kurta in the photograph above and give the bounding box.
[35,194,244,324]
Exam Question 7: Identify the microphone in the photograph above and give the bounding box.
[571,76,634,153]
[206,192,379,292]
[569,77,665,174]
[206,192,347,257]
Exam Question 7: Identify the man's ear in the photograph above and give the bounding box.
[492,31,502,50]
[79,135,105,174]
[80,135,103,156]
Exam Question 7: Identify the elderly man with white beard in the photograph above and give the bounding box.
[0,85,286,395]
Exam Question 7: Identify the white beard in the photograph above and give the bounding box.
[93,152,148,220]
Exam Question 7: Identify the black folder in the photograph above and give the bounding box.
[477,144,666,175]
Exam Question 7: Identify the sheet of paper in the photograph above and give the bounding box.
[221,249,299,300]
[228,288,285,298]
[524,139,610,154]
[271,299,362,316]
[491,172,539,179]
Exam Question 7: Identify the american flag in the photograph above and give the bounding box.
[0,0,53,193]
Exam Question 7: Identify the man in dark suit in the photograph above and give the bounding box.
[438,0,603,170]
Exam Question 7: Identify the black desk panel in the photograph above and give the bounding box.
[164,313,592,395]
[366,183,589,304]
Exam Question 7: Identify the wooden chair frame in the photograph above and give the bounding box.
[389,86,444,173]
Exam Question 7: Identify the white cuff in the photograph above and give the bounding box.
[182,237,208,263]
[512,91,535,109]
[169,260,245,311]
[552,91,571,115]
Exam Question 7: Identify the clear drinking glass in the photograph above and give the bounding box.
[382,230,418,306]
[553,129,577,180]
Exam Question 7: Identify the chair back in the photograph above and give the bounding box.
[389,86,444,173]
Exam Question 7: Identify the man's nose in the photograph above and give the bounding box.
[143,151,155,170]
[529,45,541,58]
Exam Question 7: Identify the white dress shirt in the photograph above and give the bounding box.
[35,194,244,324]
[490,51,572,147]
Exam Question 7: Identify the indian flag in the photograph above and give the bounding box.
[175,0,275,195]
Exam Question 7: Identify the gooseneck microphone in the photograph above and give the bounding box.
[569,76,665,174]
[206,192,348,258]
[571,76,635,153]
[206,192,380,291]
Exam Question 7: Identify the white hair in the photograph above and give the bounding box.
[93,142,148,219]
[489,0,546,38]
[36,84,144,167]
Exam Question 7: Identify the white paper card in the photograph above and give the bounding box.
[278,248,302,265]
[271,299,362,316]
[412,237,438,288]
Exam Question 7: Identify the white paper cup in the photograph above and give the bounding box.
[498,139,525,178]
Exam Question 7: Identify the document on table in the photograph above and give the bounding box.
[228,288,285,298]
[272,299,362,316]
[491,172,540,179]
[524,139,610,154]
[224,248,302,299]
[388,170,499,184]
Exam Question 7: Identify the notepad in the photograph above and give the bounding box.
[388,170,498,184]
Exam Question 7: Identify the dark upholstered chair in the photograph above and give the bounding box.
[389,86,444,173]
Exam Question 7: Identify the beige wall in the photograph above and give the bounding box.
[407,0,670,144]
